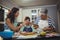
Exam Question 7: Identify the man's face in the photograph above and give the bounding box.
[41,14,47,20]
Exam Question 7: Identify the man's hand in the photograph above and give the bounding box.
[43,27,52,31]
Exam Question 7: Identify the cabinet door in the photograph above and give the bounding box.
[0,9,4,31]
[0,24,4,31]
[0,9,4,21]
[58,11,60,33]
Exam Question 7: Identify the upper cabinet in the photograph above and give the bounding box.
[0,6,4,22]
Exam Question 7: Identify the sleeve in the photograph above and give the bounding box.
[31,26,36,32]
[34,17,39,25]
[48,18,55,28]
[20,26,24,32]
[51,19,55,28]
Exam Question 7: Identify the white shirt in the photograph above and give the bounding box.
[38,20,49,33]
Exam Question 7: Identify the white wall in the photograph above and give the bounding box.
[22,9,32,22]
[17,8,23,22]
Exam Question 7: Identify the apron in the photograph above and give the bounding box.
[38,20,49,32]
[23,26,33,32]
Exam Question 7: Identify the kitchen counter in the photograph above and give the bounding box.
[3,32,60,40]
[1,31,60,40]
[3,35,60,40]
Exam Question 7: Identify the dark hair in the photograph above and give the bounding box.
[40,8,48,14]
[44,9,48,14]
[7,7,19,23]
[24,17,30,21]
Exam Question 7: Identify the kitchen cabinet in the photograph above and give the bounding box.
[0,6,4,31]
[57,11,60,33]
[57,0,60,33]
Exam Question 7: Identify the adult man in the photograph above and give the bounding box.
[34,8,55,32]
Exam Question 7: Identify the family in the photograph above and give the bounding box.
[5,7,55,35]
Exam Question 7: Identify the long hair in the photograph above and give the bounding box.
[7,7,19,23]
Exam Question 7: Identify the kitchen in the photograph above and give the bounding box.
[0,0,60,40]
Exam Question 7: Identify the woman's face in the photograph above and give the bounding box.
[15,11,19,17]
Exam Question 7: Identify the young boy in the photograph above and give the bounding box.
[19,17,36,35]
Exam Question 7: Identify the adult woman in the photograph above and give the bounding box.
[6,7,21,32]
